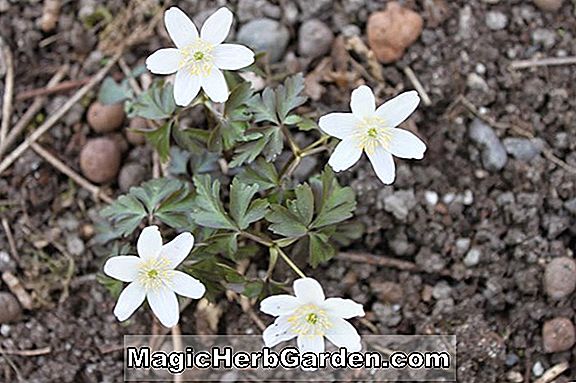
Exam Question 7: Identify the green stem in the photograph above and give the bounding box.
[275,246,307,278]
[239,230,272,247]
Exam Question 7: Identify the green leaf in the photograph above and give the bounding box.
[98,77,132,104]
[247,87,278,124]
[310,167,356,229]
[191,175,237,230]
[309,231,337,268]
[229,126,282,167]
[100,178,194,238]
[202,232,239,259]
[145,120,172,162]
[297,116,319,131]
[266,205,308,237]
[127,81,176,119]
[172,126,209,154]
[290,184,314,225]
[243,280,264,298]
[276,73,307,123]
[283,114,301,125]
[229,178,270,230]
[236,158,280,191]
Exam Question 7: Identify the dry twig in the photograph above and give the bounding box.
[0,347,51,357]
[0,38,14,143]
[533,361,569,383]
[339,251,451,276]
[402,65,432,106]
[1,271,33,310]
[0,65,68,158]
[1,217,20,263]
[30,142,113,203]
[0,52,122,175]
[15,78,90,101]
[509,56,576,70]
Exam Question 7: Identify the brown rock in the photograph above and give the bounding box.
[0,292,22,323]
[126,117,148,146]
[543,317,575,353]
[87,101,125,133]
[544,257,576,299]
[533,0,564,12]
[367,2,423,63]
[79,137,121,184]
[372,281,404,303]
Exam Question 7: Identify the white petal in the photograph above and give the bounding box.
[164,7,199,49]
[325,317,362,352]
[200,7,233,45]
[367,146,396,185]
[350,85,376,118]
[174,70,201,107]
[375,91,420,128]
[388,128,427,159]
[170,270,205,299]
[297,335,325,354]
[145,48,181,75]
[160,232,194,269]
[263,315,297,348]
[201,69,228,103]
[321,298,365,319]
[113,282,146,322]
[318,113,358,140]
[212,44,254,70]
[328,139,362,172]
[137,226,163,260]
[260,295,300,316]
[148,286,180,328]
[103,256,141,282]
[293,278,325,305]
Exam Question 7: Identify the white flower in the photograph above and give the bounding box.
[260,278,365,354]
[146,7,254,106]
[319,85,426,184]
[103,226,205,328]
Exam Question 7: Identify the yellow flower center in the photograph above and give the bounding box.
[288,304,332,336]
[180,39,214,77]
[354,116,393,154]
[138,257,172,291]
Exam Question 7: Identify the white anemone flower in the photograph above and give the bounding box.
[146,7,254,106]
[103,226,205,328]
[260,278,365,354]
[319,85,426,184]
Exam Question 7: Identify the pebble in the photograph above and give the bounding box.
[432,282,452,300]
[371,281,404,304]
[564,198,576,215]
[455,238,471,255]
[0,250,15,272]
[533,0,564,12]
[505,353,519,367]
[532,361,544,377]
[464,248,481,267]
[384,190,417,221]
[544,257,576,299]
[0,293,22,324]
[366,2,423,63]
[502,138,541,161]
[87,101,125,133]
[66,235,85,256]
[424,190,438,205]
[532,28,556,49]
[79,137,122,184]
[118,163,147,192]
[542,317,575,353]
[297,19,334,59]
[372,302,402,327]
[237,18,290,63]
[506,371,523,383]
[126,117,148,146]
[485,11,508,30]
[469,118,508,171]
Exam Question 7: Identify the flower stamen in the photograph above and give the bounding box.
[179,39,215,77]
[138,257,172,291]
[287,304,332,336]
[354,116,393,154]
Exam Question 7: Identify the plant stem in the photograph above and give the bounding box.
[240,230,273,247]
[280,124,300,155]
[301,135,329,153]
[275,246,306,278]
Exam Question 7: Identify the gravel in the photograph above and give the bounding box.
[0,293,22,324]
[485,11,508,30]
[383,189,417,221]
[542,317,575,353]
[502,138,541,161]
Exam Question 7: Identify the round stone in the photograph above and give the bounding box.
[0,293,22,324]
[87,101,125,133]
[542,317,575,353]
[79,137,122,184]
[544,257,576,299]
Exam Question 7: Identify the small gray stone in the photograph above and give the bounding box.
[464,248,481,267]
[66,235,85,256]
[532,28,556,48]
[0,293,22,324]
[118,163,146,193]
[564,198,576,215]
[455,238,471,255]
[503,137,541,161]
[237,19,290,63]
[532,361,544,377]
[372,302,402,327]
[0,250,16,273]
[384,190,417,221]
[469,118,508,171]
[485,11,508,30]
[298,19,333,59]
[432,282,452,300]
[505,353,519,366]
